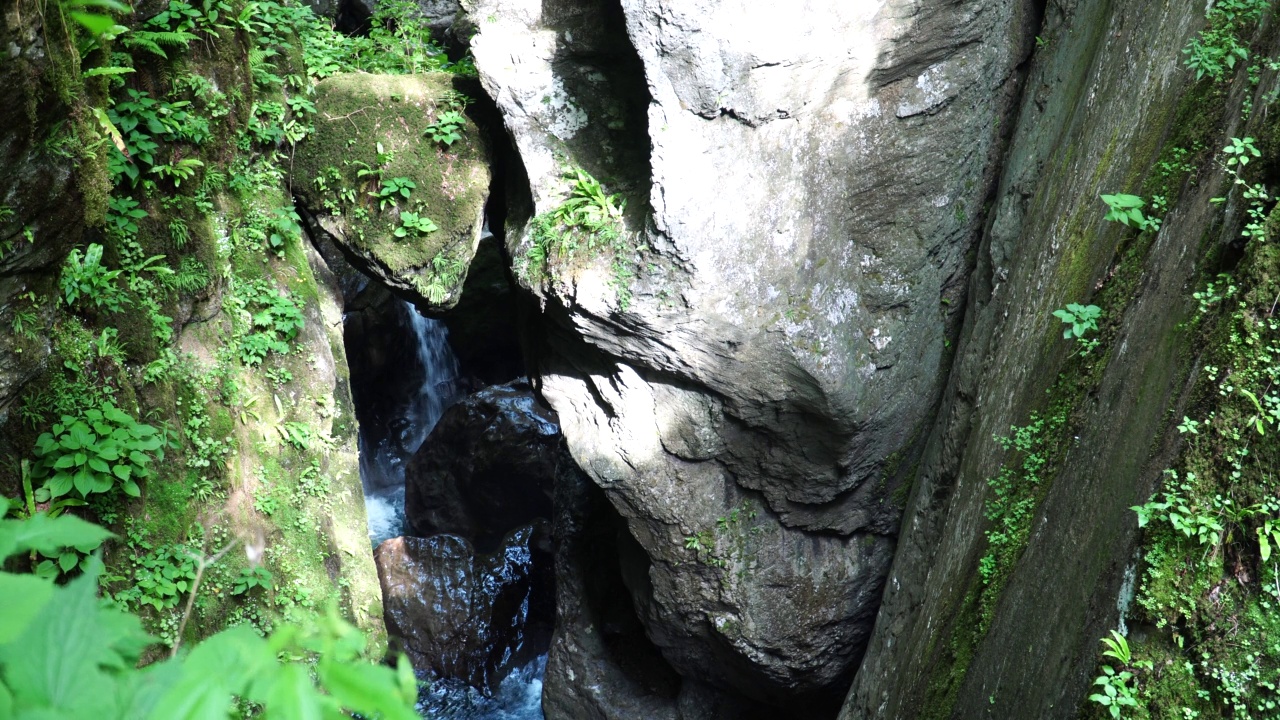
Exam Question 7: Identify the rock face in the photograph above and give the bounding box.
[842,0,1275,718]
[462,0,1033,709]
[374,526,554,691]
[0,5,100,417]
[404,381,558,549]
[292,73,490,312]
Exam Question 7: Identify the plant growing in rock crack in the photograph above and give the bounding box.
[1088,631,1152,719]
[232,565,274,595]
[61,243,127,312]
[1053,303,1101,354]
[1101,194,1161,232]
[522,167,639,307]
[1216,137,1271,244]
[31,401,168,502]
[424,110,466,147]
[1181,0,1269,81]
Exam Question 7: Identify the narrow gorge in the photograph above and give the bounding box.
[2,0,1280,718]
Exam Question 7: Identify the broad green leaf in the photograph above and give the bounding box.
[263,664,323,720]
[316,660,418,720]
[70,11,117,35]
[0,572,53,643]
[73,466,95,496]
[0,512,112,562]
[0,562,148,712]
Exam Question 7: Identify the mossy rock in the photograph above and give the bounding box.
[292,73,490,311]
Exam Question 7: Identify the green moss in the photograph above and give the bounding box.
[292,73,489,306]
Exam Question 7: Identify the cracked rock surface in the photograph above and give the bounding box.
[461,0,1030,711]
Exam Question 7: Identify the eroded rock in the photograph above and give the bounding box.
[463,0,1028,706]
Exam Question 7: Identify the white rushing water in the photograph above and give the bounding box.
[352,300,548,720]
[360,301,461,546]
[418,656,547,720]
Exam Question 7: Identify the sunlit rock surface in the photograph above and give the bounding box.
[463,0,1030,710]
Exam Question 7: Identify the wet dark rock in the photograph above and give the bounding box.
[437,233,525,387]
[404,381,557,550]
[542,452,681,720]
[374,524,553,693]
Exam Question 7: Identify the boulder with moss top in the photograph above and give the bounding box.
[293,72,490,312]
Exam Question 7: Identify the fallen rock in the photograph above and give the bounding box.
[374,524,553,692]
[404,381,558,550]
[292,73,490,312]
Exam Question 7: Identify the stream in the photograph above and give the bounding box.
[354,300,546,720]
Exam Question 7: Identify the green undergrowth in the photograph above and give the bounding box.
[1087,233,1280,720]
[1077,10,1280,715]
[0,0,477,666]
[518,166,644,310]
[920,14,1241,713]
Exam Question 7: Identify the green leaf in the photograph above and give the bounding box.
[70,11,118,35]
[59,550,79,572]
[0,572,53,643]
[0,562,150,713]
[0,512,113,562]
[317,660,418,720]
[73,466,96,496]
[263,663,323,720]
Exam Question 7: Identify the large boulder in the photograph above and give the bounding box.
[404,381,557,549]
[373,525,554,691]
[463,0,1031,708]
[292,73,490,312]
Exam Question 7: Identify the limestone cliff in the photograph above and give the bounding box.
[462,0,1036,711]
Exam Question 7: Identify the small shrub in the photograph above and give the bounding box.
[61,243,127,312]
[424,110,465,147]
[374,177,415,210]
[31,402,167,501]
[394,211,438,238]
[1101,194,1161,232]
[237,282,305,366]
[1052,303,1102,354]
[232,565,273,595]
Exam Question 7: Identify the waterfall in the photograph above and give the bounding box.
[362,301,461,546]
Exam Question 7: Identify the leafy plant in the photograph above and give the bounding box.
[1181,0,1269,81]
[1224,136,1261,166]
[236,282,305,366]
[1089,631,1152,719]
[394,211,438,238]
[0,502,419,719]
[31,402,167,501]
[115,541,199,611]
[1052,303,1102,354]
[151,157,204,186]
[374,176,416,210]
[61,243,127,312]
[424,110,466,146]
[232,565,274,595]
[1101,194,1161,232]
